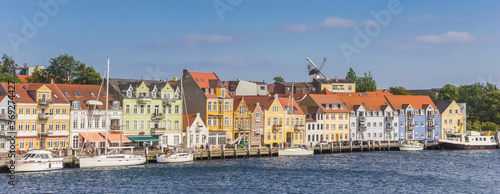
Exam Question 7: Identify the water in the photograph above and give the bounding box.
[2,150,500,193]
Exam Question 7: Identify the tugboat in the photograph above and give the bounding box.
[438,123,497,150]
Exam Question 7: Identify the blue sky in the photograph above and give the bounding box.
[1,0,499,89]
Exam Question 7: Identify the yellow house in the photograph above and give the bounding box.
[278,97,305,145]
[312,78,356,93]
[1,83,70,152]
[435,100,463,138]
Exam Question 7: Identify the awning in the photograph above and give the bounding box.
[80,133,106,142]
[102,132,132,143]
[127,136,160,142]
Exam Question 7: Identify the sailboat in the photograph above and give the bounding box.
[278,83,314,156]
[79,58,146,168]
[156,76,193,163]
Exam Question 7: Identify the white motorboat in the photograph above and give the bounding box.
[7,150,64,172]
[80,154,146,168]
[399,142,424,151]
[278,147,314,156]
[79,58,146,168]
[438,124,497,150]
[156,153,193,163]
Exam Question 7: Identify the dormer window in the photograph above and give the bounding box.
[325,104,330,109]
[112,101,120,109]
[205,89,209,94]
[152,91,156,98]
[210,89,214,94]
[72,101,80,109]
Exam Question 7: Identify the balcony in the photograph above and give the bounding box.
[428,125,436,131]
[408,125,415,131]
[408,114,414,119]
[294,125,305,130]
[162,98,175,105]
[272,125,282,131]
[38,99,53,106]
[40,129,54,136]
[38,113,54,119]
[152,113,164,120]
[331,88,346,93]
[385,116,394,122]
[358,125,367,132]
[89,109,106,116]
[110,125,122,131]
[151,128,166,135]
[358,116,366,122]
[138,97,152,103]
[428,115,435,120]
[385,125,393,132]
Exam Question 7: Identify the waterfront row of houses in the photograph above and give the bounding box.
[0,70,466,153]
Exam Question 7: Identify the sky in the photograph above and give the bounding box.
[1,0,499,89]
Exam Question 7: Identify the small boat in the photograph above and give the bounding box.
[157,152,193,163]
[278,146,314,156]
[399,142,424,151]
[6,150,64,172]
[80,154,146,168]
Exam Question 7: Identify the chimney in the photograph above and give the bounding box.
[50,79,54,84]
[274,94,278,99]
[196,112,200,117]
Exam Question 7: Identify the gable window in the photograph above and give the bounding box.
[152,91,156,98]
[72,101,80,109]
[240,106,245,115]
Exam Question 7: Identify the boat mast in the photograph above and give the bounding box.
[105,58,110,155]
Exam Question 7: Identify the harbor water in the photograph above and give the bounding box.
[2,150,500,193]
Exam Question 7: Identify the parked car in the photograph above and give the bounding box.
[316,141,329,147]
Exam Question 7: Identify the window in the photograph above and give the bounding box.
[25,121,30,132]
[140,120,144,130]
[33,108,37,115]
[332,124,336,130]
[41,122,46,133]
[56,121,60,131]
[55,138,60,148]
[240,106,245,115]
[19,108,24,115]
[267,118,271,126]
[332,114,336,120]
[339,114,343,120]
[133,120,138,130]
[49,121,54,131]
[379,122,382,127]
[26,108,31,115]
[48,138,53,148]
[213,101,217,111]
[225,102,230,111]
[125,121,130,130]
[175,105,179,114]
[18,121,23,132]
[208,101,212,111]
[140,105,145,114]
[20,139,25,149]
[133,105,138,114]
[208,117,212,126]
[62,108,67,115]
[62,138,66,148]
[127,90,132,98]
[449,109,452,113]
[72,101,80,109]
[32,122,37,132]
[455,109,458,114]
[267,132,271,140]
[326,125,329,130]
[174,120,179,129]
[126,105,130,114]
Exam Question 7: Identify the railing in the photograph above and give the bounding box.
[38,99,53,106]
[358,125,367,132]
[110,125,122,131]
[89,109,106,115]
[151,128,166,135]
[428,125,436,130]
[272,125,282,130]
[41,129,54,136]
[408,125,415,131]
[152,113,164,120]
[428,115,435,119]
[385,125,393,132]
[162,98,175,105]
[38,113,54,119]
[408,114,414,119]
[294,125,305,130]
[138,97,152,103]
[358,116,366,122]
[385,116,394,122]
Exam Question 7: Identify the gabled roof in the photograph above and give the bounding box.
[56,84,119,110]
[433,100,453,114]
[307,93,350,113]
[189,72,220,89]
[385,95,438,111]
[108,78,169,98]
[278,97,304,115]
[233,96,244,111]
[225,81,239,92]
[182,114,203,132]
[235,95,275,112]
[267,84,275,94]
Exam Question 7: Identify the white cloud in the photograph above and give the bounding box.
[320,17,356,28]
[415,31,477,43]
[407,14,437,23]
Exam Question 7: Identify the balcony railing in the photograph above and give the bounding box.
[38,113,54,119]
[358,125,367,132]
[272,125,282,130]
[40,129,54,136]
[110,125,122,131]
[151,128,166,135]
[385,125,393,132]
[428,125,436,130]
[408,125,415,131]
[428,115,435,119]
[385,116,394,122]
[38,99,53,106]
[152,113,164,120]
[408,114,414,119]
[294,125,305,130]
[162,98,175,105]
[138,97,152,103]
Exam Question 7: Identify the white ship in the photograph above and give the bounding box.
[7,150,64,172]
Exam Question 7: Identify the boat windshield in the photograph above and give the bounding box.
[23,154,35,159]
[446,134,461,139]
[35,154,41,158]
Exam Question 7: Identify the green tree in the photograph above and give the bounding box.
[0,74,23,83]
[26,67,50,83]
[481,122,499,132]
[355,71,376,92]
[346,68,356,81]
[438,84,459,101]
[389,86,410,95]
[273,76,284,83]
[479,90,500,124]
[2,54,16,75]
[428,93,438,101]
[45,54,102,84]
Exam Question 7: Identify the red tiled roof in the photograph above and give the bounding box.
[235,95,275,112]
[338,95,392,111]
[308,94,350,113]
[189,72,220,89]
[278,97,304,115]
[182,114,199,132]
[267,84,275,94]
[233,96,243,111]
[17,75,29,83]
[55,84,118,109]
[0,83,68,104]
[385,95,438,110]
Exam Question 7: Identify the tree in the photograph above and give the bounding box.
[438,84,459,101]
[2,54,16,75]
[481,122,499,132]
[428,93,438,101]
[355,71,376,92]
[0,74,23,83]
[26,67,50,83]
[273,76,284,83]
[346,68,356,81]
[479,90,500,124]
[45,54,102,84]
[389,86,410,95]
